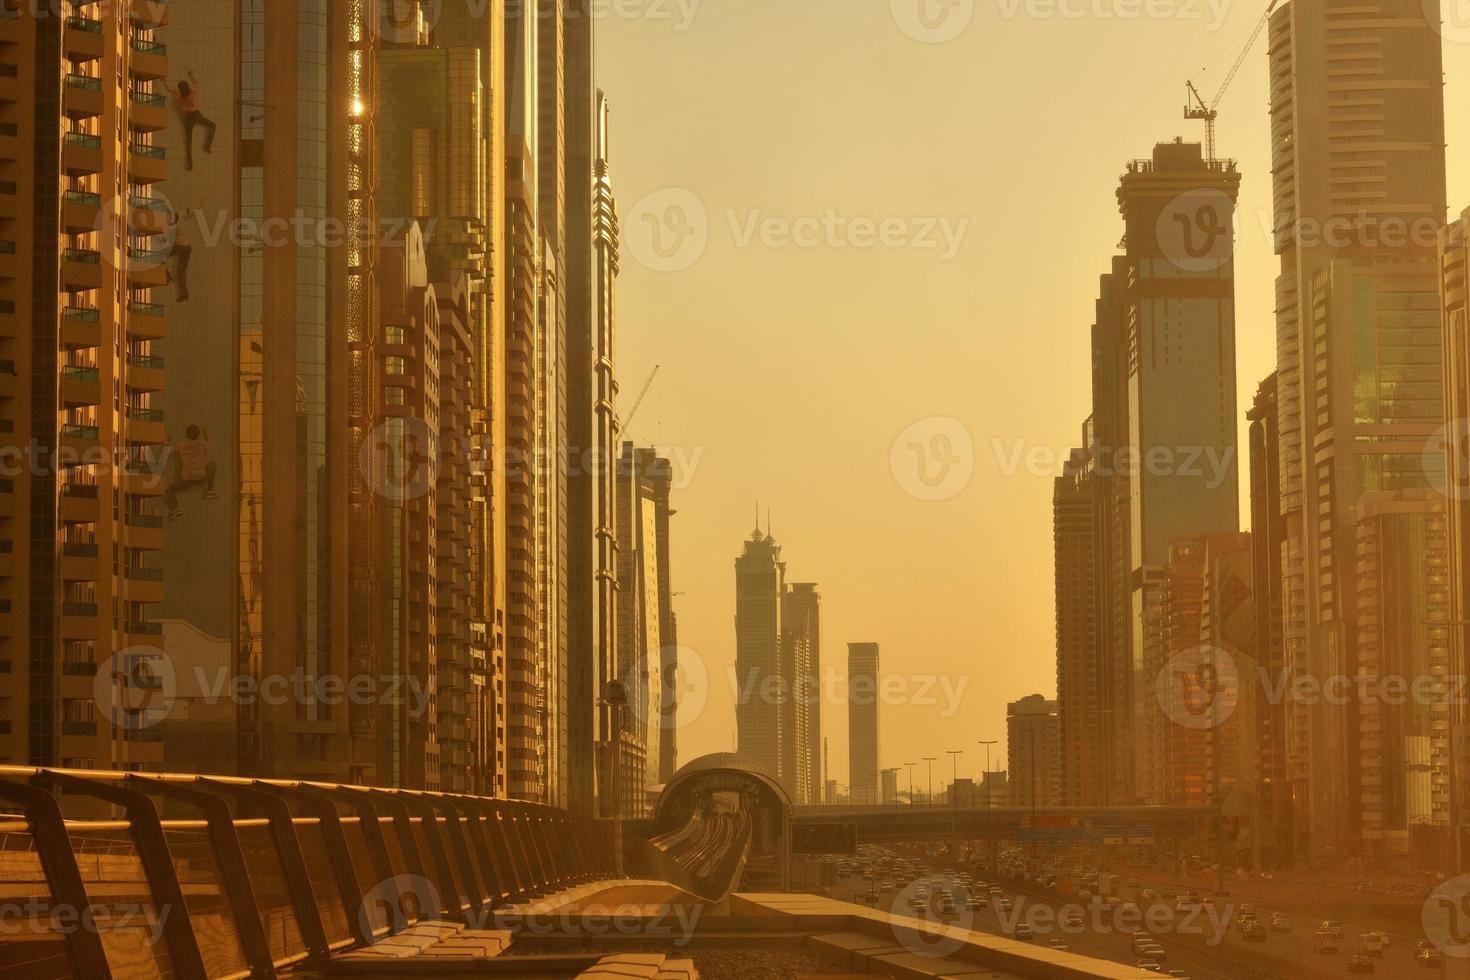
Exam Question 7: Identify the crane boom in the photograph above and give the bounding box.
[1184,0,1278,162]
[620,364,660,438]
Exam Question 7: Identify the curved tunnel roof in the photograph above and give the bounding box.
[657,753,794,821]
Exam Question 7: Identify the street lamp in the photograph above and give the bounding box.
[924,756,937,808]
[905,762,916,807]
[978,739,997,871]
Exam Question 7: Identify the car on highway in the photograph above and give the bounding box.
[1416,941,1444,968]
[1357,933,1387,956]
[1063,910,1084,928]
[1314,930,1340,954]
[965,896,984,910]
[1013,924,1034,941]
[1268,913,1292,933]
[1242,921,1267,942]
[1137,960,1164,973]
[1348,952,1376,974]
[1321,920,1345,940]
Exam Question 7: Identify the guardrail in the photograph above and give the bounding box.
[0,766,619,980]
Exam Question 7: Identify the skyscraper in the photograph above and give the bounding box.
[1117,138,1241,803]
[783,582,821,805]
[1442,207,1470,871]
[1268,0,1447,857]
[1054,435,1105,807]
[0,2,171,771]
[734,527,785,783]
[847,643,881,806]
[1007,694,1061,809]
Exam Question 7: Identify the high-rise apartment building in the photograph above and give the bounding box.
[1117,139,1241,803]
[847,642,881,806]
[1248,374,1291,863]
[1353,491,1451,867]
[139,0,377,784]
[1199,532,1257,803]
[734,527,785,783]
[1054,436,1106,807]
[783,582,821,805]
[0,2,171,771]
[1442,207,1470,870]
[1267,0,1447,857]
[1007,694,1061,809]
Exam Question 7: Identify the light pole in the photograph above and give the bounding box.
[947,749,963,853]
[924,757,937,808]
[978,739,997,871]
[905,762,916,806]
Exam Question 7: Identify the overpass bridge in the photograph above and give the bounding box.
[795,803,1221,844]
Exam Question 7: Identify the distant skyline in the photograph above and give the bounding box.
[601,5,1470,790]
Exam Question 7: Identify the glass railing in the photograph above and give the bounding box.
[129,301,164,317]
[62,248,101,264]
[66,16,103,33]
[127,248,166,266]
[64,131,102,150]
[61,423,99,440]
[64,189,103,207]
[130,90,165,108]
[129,38,165,55]
[62,602,98,617]
[64,74,102,91]
[0,241,15,255]
[127,622,163,636]
[63,305,100,322]
[128,407,164,422]
[129,143,165,159]
[62,483,100,499]
[126,566,164,581]
[126,512,164,529]
[129,194,168,213]
[62,542,99,558]
[129,353,164,370]
[62,365,100,382]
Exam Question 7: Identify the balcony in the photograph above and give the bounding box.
[125,566,164,603]
[0,540,13,579]
[64,16,105,62]
[126,248,168,289]
[127,353,164,392]
[63,74,103,120]
[128,37,167,81]
[128,142,166,183]
[61,541,100,582]
[0,299,13,339]
[60,602,99,642]
[129,195,169,236]
[125,620,164,645]
[0,179,16,221]
[60,422,100,459]
[128,301,165,341]
[124,510,165,549]
[126,406,165,445]
[0,239,14,280]
[129,89,167,132]
[63,131,103,178]
[0,120,17,165]
[62,189,102,235]
[61,364,101,409]
[60,481,101,524]
[128,0,170,28]
[0,358,14,399]
[0,478,14,519]
[61,248,102,293]
[122,462,166,499]
[61,721,97,737]
[0,62,17,105]
[62,306,102,350]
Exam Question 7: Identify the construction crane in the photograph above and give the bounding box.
[619,364,660,441]
[1185,0,1279,163]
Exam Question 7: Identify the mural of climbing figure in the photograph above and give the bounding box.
[166,70,217,171]
[165,425,219,520]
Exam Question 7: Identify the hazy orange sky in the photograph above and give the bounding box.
[600,1,1470,794]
